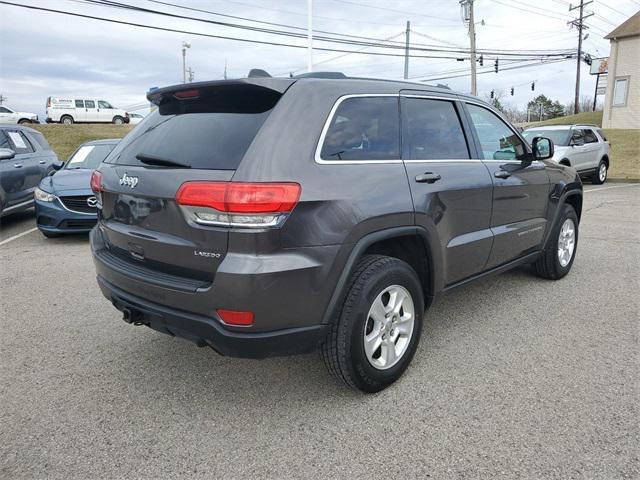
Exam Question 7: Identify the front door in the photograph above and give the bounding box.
[0,129,42,205]
[74,99,86,122]
[0,107,18,124]
[464,103,550,269]
[400,95,494,286]
[97,100,115,122]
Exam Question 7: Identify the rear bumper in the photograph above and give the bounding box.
[97,275,328,358]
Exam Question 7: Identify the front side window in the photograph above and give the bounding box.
[571,129,585,144]
[75,100,84,108]
[0,107,10,113]
[613,77,629,106]
[597,129,608,142]
[320,96,400,161]
[403,98,469,159]
[98,100,113,109]
[85,100,96,109]
[466,104,526,160]
[584,129,598,144]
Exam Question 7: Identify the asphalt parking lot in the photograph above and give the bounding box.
[1,184,638,479]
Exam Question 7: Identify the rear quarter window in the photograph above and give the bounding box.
[27,131,52,151]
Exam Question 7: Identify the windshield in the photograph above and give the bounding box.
[522,129,570,146]
[66,144,116,169]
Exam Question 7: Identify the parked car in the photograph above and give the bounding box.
[0,105,39,124]
[35,139,119,237]
[522,124,611,184]
[45,97,130,125]
[128,113,146,125]
[90,73,582,392]
[0,125,61,217]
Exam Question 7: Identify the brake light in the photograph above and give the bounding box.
[173,89,200,100]
[90,170,103,193]
[217,309,254,326]
[176,181,300,228]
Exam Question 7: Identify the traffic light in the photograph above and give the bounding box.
[479,54,484,66]
[531,82,535,91]
[510,87,514,96]
[490,90,494,99]
[494,59,499,73]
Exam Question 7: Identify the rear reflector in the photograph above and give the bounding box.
[90,170,103,193]
[217,309,254,326]
[176,182,300,214]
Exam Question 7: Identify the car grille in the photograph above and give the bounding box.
[59,195,97,214]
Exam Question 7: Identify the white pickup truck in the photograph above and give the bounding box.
[0,105,39,124]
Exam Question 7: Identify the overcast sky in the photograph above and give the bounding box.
[0,0,638,117]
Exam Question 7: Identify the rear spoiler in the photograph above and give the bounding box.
[147,78,296,115]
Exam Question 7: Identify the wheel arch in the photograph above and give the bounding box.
[321,227,439,325]
[559,158,571,166]
[601,154,610,168]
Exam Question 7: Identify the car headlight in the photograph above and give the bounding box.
[34,187,56,202]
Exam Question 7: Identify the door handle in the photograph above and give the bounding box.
[415,172,442,183]
[494,170,511,179]
[13,163,23,168]
[39,160,46,164]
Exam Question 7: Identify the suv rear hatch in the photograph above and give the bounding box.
[93,79,295,290]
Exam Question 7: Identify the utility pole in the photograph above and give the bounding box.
[0,94,6,105]
[181,41,191,83]
[187,68,195,83]
[224,59,228,80]
[307,0,313,72]
[404,21,411,79]
[569,1,593,114]
[460,0,477,95]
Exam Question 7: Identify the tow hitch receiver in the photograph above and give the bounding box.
[122,307,146,326]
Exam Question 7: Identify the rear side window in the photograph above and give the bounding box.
[403,98,469,159]
[6,131,34,154]
[85,100,95,108]
[0,131,10,150]
[584,129,598,143]
[320,96,400,161]
[107,105,275,170]
[26,131,51,151]
[597,129,607,142]
[75,100,84,108]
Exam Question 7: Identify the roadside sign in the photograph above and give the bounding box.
[590,57,608,75]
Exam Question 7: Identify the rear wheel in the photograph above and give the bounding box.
[532,204,578,280]
[592,159,608,185]
[18,119,32,124]
[60,115,74,125]
[112,116,124,125]
[321,255,424,393]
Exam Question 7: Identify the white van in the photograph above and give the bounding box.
[45,97,130,125]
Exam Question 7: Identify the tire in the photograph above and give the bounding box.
[60,115,74,125]
[40,230,61,238]
[592,159,608,185]
[532,204,578,280]
[321,255,424,393]
[112,116,124,125]
[18,119,32,124]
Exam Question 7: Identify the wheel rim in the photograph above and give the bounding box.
[63,118,71,124]
[599,163,607,182]
[363,285,415,370]
[557,218,576,268]
[115,118,123,124]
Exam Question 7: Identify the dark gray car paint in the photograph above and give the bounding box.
[92,76,583,352]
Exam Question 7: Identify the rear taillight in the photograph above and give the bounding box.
[90,170,103,194]
[176,181,301,228]
[217,309,254,326]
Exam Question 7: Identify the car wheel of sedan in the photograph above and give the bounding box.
[532,204,578,280]
[321,255,424,393]
[592,159,608,185]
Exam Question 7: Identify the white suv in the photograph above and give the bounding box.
[0,106,39,124]
[523,124,611,184]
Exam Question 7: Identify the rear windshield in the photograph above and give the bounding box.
[106,89,278,170]
[66,143,116,169]
[522,129,570,146]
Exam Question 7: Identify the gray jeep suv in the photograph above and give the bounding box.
[90,73,582,392]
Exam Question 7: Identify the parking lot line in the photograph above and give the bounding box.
[585,184,639,194]
[0,227,38,246]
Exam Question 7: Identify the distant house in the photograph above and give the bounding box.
[602,12,640,129]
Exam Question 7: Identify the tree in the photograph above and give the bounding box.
[527,94,565,121]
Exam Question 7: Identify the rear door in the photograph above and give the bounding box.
[74,99,86,122]
[568,128,590,170]
[0,129,42,204]
[401,94,494,285]
[582,128,602,169]
[463,102,549,269]
[95,82,287,292]
[84,100,99,122]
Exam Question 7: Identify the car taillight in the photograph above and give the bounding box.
[176,181,301,228]
[217,309,254,326]
[90,170,103,193]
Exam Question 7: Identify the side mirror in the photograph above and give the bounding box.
[52,161,64,171]
[0,148,15,160]
[532,136,554,161]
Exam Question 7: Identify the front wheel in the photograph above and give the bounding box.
[112,116,124,125]
[532,204,578,280]
[18,119,32,124]
[592,159,608,185]
[321,255,424,393]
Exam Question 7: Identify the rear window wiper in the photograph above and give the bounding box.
[135,153,191,169]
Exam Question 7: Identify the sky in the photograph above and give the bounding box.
[0,0,638,118]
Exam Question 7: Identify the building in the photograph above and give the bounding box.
[602,12,640,129]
